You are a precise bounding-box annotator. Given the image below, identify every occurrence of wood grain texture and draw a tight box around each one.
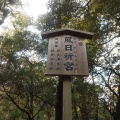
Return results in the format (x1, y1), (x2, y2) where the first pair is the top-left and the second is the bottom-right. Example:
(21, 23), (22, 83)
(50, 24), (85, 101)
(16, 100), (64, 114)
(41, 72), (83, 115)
(62, 76), (72, 120)
(46, 35), (89, 76)
(41, 28), (94, 39)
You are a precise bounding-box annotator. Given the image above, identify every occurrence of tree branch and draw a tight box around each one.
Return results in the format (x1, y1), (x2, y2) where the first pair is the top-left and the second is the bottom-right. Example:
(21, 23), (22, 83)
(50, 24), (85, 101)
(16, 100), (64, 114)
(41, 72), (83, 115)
(2, 85), (31, 119)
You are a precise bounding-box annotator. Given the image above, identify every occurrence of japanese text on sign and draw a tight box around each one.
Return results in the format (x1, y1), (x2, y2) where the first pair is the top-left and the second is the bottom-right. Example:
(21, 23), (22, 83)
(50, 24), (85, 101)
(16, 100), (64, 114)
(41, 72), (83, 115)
(46, 35), (88, 76)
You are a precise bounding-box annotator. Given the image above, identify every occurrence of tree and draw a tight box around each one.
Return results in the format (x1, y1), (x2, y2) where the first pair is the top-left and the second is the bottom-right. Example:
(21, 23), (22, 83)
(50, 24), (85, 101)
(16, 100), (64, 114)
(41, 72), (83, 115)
(81, 0), (120, 119)
(36, 0), (85, 31)
(0, 12), (57, 120)
(0, 0), (20, 25)
(36, 0), (103, 119)
(66, 0), (120, 119)
(36, 0), (120, 120)
(1, 0), (118, 119)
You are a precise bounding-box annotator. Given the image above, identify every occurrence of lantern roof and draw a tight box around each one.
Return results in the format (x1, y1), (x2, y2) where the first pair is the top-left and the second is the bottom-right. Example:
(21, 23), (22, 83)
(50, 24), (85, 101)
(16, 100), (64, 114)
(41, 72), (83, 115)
(41, 28), (94, 39)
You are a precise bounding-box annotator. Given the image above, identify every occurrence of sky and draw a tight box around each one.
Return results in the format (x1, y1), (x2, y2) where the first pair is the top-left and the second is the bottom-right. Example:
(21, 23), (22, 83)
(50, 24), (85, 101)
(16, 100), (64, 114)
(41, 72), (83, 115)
(0, 0), (49, 34)
(22, 0), (49, 18)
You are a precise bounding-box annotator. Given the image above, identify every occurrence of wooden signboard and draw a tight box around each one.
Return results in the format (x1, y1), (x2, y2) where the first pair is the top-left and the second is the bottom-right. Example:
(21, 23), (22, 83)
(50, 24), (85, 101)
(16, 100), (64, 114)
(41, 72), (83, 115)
(41, 28), (94, 76)
(41, 28), (94, 120)
(46, 35), (88, 76)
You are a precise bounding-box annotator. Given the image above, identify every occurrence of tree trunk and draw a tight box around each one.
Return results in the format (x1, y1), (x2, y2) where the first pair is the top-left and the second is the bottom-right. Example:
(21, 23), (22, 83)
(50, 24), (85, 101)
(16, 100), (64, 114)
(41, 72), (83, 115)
(29, 63), (34, 120)
(47, 112), (51, 120)
(80, 107), (89, 120)
(74, 106), (79, 120)
(114, 84), (120, 120)
(79, 77), (89, 120)
(26, 117), (34, 120)
(95, 95), (98, 120)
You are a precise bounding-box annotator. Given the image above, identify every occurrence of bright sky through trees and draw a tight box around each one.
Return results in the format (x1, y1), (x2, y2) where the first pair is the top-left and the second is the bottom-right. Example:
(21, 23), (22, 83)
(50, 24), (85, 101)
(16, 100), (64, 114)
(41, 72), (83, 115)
(0, 0), (49, 34)
(22, 0), (49, 18)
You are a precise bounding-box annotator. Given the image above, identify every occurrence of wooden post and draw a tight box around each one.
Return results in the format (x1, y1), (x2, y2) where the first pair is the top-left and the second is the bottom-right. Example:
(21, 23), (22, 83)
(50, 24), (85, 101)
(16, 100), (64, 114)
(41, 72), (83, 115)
(41, 28), (94, 120)
(55, 77), (63, 120)
(62, 76), (72, 120)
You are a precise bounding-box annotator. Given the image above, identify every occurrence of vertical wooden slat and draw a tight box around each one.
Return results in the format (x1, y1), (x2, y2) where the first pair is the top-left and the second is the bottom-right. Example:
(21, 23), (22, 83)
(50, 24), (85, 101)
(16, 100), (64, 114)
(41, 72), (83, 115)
(62, 76), (72, 120)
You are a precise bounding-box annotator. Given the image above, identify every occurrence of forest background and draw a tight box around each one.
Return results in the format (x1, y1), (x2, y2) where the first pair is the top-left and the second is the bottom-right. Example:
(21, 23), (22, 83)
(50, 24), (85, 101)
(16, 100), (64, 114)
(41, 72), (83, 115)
(0, 0), (120, 120)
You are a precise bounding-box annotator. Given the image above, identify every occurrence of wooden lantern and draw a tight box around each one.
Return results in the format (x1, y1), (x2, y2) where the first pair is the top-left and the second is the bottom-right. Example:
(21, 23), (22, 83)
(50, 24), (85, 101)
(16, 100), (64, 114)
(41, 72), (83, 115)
(41, 28), (94, 76)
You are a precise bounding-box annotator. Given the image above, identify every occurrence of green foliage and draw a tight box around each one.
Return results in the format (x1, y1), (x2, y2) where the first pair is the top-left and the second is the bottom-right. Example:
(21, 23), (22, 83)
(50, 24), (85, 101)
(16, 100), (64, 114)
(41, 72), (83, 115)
(0, 12), (57, 119)
(0, 0), (119, 119)
(36, 0), (120, 119)
(36, 0), (83, 31)
(0, 0), (20, 25)
(0, 29), (57, 119)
